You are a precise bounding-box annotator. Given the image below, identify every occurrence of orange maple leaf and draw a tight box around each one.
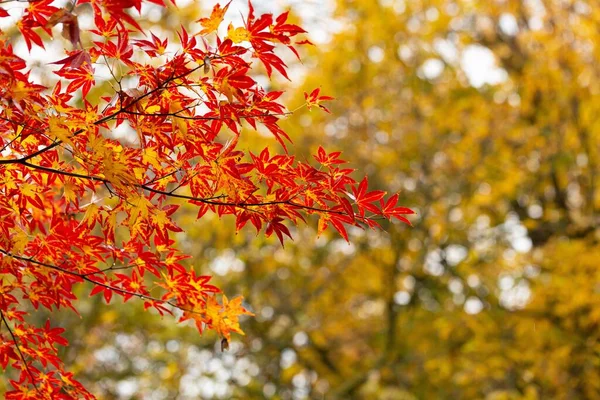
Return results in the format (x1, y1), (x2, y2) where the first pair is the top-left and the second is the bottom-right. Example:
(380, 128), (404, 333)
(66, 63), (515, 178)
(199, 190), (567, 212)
(206, 294), (253, 340)
(197, 1), (231, 35)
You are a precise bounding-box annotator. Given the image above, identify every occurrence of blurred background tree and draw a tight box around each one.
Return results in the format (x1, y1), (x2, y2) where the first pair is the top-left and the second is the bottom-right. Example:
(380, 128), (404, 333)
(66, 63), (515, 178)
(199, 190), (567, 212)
(3, 0), (600, 398)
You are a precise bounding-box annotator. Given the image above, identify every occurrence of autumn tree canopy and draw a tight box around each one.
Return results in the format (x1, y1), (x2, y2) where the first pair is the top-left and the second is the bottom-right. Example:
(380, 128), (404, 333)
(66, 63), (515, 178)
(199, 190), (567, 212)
(0, 0), (413, 397)
(53, 0), (599, 399)
(203, 0), (599, 398)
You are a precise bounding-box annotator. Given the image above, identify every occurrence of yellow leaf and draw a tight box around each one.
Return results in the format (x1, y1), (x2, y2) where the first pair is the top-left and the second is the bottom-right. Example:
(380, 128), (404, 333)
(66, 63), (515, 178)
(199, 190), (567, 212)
(100, 146), (138, 193)
(48, 116), (73, 146)
(128, 193), (151, 234)
(169, 101), (188, 136)
(63, 181), (77, 204)
(205, 294), (254, 341)
(150, 208), (169, 230)
(219, 77), (235, 103)
(317, 214), (328, 237)
(227, 23), (250, 43)
(142, 147), (163, 171)
(81, 203), (99, 229)
(197, 2), (230, 35)
(144, 104), (161, 114)
(11, 229), (29, 254)
(0, 169), (18, 191)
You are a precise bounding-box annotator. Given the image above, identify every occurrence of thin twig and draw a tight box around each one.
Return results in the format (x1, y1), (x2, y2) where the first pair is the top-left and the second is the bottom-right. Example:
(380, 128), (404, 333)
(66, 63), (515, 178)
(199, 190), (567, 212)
(0, 310), (48, 399)
(0, 249), (206, 317)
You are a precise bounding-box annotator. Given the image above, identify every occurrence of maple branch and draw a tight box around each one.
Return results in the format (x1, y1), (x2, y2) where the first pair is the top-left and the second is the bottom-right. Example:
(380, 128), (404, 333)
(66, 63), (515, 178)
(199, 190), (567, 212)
(20, 160), (107, 183)
(143, 168), (181, 185)
(0, 310), (47, 399)
(0, 111), (116, 165)
(14, 159), (350, 217)
(144, 184), (347, 215)
(121, 109), (293, 121)
(0, 115), (47, 136)
(0, 46), (257, 170)
(0, 249), (143, 295)
(81, 262), (136, 277)
(0, 249), (205, 318)
(1, 3), (375, 398)
(0, 56), (220, 166)
(113, 50), (244, 112)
